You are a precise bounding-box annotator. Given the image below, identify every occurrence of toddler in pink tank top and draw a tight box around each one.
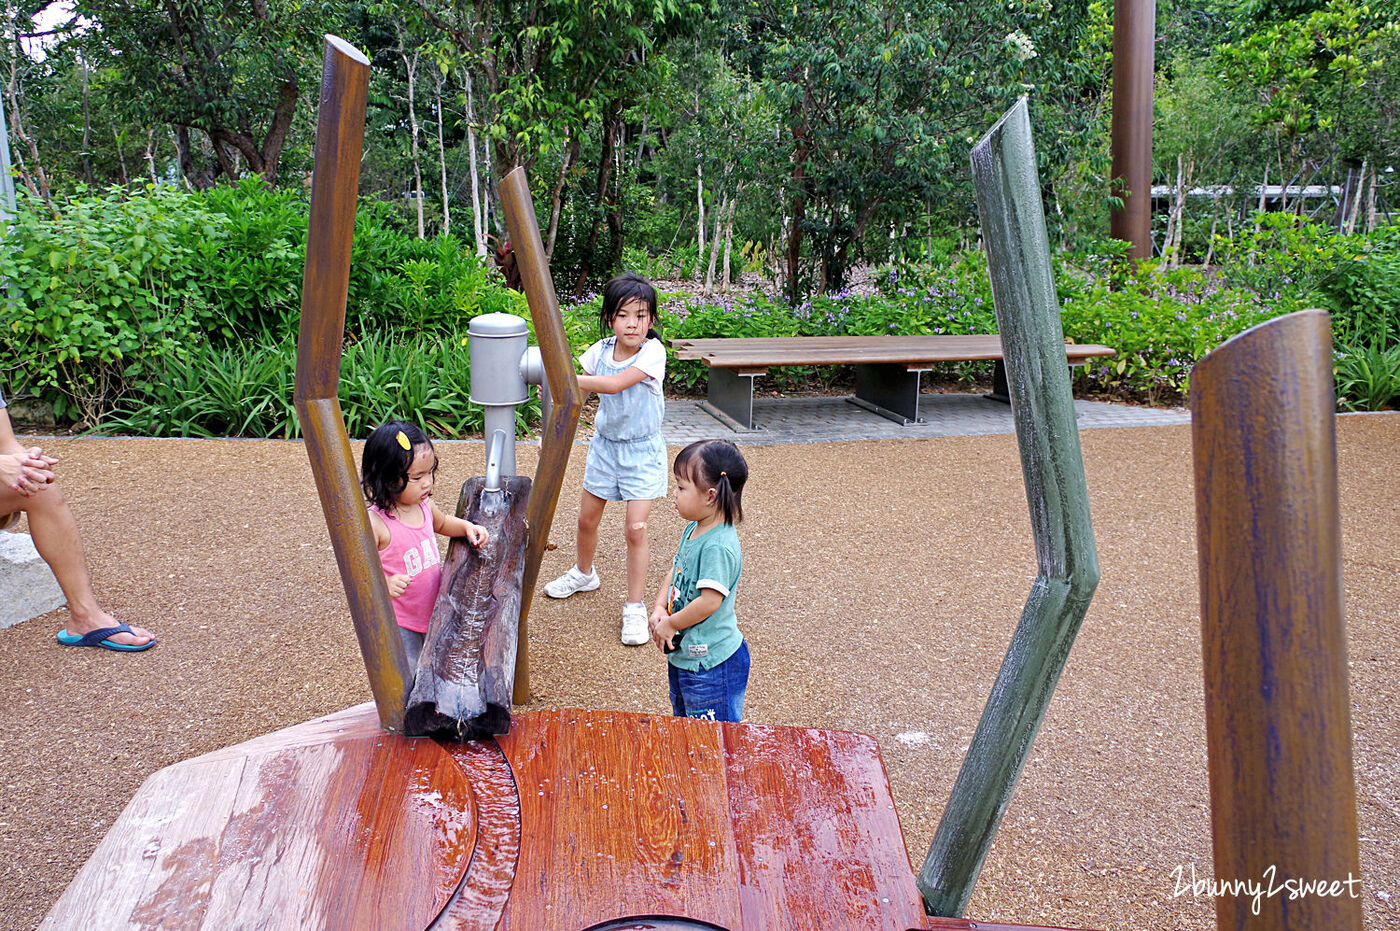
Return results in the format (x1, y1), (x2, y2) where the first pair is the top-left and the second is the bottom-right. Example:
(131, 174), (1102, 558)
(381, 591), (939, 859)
(362, 421), (489, 668)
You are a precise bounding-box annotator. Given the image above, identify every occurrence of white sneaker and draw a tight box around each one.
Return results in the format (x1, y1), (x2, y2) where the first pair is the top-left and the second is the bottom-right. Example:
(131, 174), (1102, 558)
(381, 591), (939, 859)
(621, 603), (649, 646)
(544, 565), (600, 599)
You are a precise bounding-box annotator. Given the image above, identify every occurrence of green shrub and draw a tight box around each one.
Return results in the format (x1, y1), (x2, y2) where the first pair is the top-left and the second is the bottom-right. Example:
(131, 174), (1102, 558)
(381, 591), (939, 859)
(1322, 228), (1400, 351)
(103, 332), (517, 438)
(1333, 341), (1400, 411)
(0, 186), (226, 426)
(1059, 260), (1295, 402)
(192, 178), (308, 339)
(347, 223), (527, 337)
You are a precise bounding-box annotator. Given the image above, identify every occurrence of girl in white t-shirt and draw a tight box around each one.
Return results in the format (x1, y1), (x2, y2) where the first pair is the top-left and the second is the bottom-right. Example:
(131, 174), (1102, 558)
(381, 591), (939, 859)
(544, 274), (667, 647)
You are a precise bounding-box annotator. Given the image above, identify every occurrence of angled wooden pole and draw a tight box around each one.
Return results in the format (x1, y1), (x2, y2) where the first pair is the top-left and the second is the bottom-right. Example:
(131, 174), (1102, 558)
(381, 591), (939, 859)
(919, 97), (1101, 916)
(1191, 309), (1362, 930)
(497, 168), (583, 705)
(294, 36), (411, 731)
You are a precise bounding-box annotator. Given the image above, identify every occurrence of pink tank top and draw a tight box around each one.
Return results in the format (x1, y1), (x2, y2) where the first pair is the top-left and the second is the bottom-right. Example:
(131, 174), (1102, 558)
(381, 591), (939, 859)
(372, 501), (442, 633)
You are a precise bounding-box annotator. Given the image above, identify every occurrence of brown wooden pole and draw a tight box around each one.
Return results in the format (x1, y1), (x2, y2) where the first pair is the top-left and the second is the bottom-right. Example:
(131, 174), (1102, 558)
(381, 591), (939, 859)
(1109, 0), (1155, 261)
(1191, 309), (1362, 930)
(294, 36), (411, 731)
(498, 167), (583, 705)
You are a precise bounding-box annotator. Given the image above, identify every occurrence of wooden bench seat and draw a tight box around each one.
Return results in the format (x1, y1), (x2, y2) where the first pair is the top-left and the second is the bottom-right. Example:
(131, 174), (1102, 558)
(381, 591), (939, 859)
(670, 335), (1116, 430)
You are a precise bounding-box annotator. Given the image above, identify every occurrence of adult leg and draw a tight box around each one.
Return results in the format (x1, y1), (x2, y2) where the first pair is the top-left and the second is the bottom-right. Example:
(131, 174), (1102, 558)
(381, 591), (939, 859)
(575, 490), (607, 574)
(623, 498), (653, 605)
(1, 482), (154, 646)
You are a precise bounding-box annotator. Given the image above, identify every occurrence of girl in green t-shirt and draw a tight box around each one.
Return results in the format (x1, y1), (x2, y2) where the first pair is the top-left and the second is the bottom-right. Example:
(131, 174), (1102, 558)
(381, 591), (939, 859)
(649, 439), (750, 722)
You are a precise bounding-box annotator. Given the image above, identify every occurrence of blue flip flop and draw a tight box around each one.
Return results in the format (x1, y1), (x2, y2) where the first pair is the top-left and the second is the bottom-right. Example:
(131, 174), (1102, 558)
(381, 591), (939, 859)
(56, 623), (156, 652)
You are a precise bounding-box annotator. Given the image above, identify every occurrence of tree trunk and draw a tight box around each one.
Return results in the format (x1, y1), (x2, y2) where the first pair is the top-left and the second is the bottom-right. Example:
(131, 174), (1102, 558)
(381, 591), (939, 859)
(1166, 154), (1191, 268)
(703, 193), (726, 295)
(1343, 159), (1366, 236)
(721, 193), (738, 292)
(696, 163), (705, 270)
(401, 46), (425, 238)
(786, 148), (808, 306)
(254, 73), (298, 186)
(606, 120), (624, 266)
(145, 129), (158, 184)
(80, 53), (93, 185)
(545, 135), (579, 261)
(464, 68), (486, 255)
(1366, 164), (1378, 233)
(573, 115), (619, 299)
(3, 46), (55, 214)
(486, 134), (504, 237)
(434, 70), (450, 236)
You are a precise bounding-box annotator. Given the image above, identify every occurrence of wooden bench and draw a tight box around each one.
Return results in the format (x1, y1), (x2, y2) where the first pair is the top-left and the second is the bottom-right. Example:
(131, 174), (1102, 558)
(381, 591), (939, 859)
(669, 334), (1117, 430)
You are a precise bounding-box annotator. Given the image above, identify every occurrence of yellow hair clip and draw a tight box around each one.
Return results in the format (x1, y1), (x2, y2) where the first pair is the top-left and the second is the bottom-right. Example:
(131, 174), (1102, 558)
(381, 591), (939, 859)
(396, 430), (411, 450)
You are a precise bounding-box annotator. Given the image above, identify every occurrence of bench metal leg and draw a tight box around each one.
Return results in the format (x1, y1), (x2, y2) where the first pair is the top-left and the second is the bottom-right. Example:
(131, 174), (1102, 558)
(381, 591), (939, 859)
(701, 368), (760, 430)
(987, 360), (1083, 404)
(985, 360), (1011, 403)
(850, 363), (924, 425)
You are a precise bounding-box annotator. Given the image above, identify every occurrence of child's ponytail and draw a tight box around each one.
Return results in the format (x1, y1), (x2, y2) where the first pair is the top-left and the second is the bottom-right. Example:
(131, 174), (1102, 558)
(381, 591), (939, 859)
(674, 439), (748, 525)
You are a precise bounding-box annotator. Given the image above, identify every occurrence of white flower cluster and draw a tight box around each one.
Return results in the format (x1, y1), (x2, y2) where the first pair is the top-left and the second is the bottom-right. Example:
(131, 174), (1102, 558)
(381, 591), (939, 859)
(1005, 30), (1038, 61)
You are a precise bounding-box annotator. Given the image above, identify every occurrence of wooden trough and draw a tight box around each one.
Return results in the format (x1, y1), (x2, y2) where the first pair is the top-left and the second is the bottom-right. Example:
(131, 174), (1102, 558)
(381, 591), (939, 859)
(405, 476), (531, 739)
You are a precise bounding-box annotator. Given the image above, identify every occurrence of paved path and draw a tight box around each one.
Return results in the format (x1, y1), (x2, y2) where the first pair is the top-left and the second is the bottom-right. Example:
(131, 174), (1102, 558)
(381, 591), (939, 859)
(660, 393), (1191, 446)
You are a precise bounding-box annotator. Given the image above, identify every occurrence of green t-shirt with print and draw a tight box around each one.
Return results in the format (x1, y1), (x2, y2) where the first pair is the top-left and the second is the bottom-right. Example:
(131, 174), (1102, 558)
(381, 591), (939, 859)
(666, 521), (743, 671)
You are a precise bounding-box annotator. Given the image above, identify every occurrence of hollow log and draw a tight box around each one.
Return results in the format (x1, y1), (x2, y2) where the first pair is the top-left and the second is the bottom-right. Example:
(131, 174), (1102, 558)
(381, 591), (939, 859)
(404, 475), (531, 739)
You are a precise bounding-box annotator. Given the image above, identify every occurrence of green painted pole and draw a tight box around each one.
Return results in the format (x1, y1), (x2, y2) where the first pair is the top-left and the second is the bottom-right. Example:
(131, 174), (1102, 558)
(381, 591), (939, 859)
(918, 97), (1101, 916)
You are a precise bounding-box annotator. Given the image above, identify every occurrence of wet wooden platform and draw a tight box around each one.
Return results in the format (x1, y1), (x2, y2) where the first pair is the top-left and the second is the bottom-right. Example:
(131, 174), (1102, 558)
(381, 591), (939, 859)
(44, 705), (1084, 930)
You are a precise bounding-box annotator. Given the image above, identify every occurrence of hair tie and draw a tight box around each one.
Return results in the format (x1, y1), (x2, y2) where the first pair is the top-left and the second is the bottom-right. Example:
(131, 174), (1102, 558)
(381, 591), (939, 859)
(719, 471), (727, 477)
(396, 430), (411, 450)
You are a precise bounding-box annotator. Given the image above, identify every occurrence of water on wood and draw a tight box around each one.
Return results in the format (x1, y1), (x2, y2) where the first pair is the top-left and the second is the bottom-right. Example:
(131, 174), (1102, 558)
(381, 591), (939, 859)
(404, 476), (531, 739)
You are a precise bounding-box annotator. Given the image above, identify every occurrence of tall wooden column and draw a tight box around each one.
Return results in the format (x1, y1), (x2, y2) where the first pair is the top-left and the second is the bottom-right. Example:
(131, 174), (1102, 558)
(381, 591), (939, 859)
(1110, 0), (1156, 260)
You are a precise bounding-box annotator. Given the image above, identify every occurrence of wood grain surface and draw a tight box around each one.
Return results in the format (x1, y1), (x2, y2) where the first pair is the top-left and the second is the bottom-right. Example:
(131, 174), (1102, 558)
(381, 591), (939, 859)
(45, 708), (969, 930)
(1192, 310), (1362, 930)
(405, 476), (531, 738)
(670, 336), (1115, 369)
(43, 707), (473, 929)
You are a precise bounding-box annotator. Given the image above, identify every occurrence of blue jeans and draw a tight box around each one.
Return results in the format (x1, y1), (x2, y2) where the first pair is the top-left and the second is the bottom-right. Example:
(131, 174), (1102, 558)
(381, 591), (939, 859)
(668, 641), (750, 723)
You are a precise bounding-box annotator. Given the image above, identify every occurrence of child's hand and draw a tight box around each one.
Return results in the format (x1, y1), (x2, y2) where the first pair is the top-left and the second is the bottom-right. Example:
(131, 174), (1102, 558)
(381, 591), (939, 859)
(387, 574), (411, 598)
(649, 610), (676, 653)
(465, 522), (489, 547)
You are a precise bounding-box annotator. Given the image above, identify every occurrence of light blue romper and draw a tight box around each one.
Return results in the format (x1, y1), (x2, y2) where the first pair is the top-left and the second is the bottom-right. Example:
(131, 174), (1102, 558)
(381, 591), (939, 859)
(583, 337), (668, 501)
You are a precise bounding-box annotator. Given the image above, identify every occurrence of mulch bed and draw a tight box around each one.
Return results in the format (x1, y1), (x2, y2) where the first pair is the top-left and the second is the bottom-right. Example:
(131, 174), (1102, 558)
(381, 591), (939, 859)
(2, 415), (1397, 930)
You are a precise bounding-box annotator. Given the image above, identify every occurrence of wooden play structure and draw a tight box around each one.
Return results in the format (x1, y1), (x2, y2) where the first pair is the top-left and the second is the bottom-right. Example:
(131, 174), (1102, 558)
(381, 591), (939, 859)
(42, 40), (1362, 931)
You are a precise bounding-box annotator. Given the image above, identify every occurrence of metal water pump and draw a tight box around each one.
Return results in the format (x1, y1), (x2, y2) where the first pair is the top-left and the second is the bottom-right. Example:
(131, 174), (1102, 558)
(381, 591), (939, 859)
(467, 312), (549, 491)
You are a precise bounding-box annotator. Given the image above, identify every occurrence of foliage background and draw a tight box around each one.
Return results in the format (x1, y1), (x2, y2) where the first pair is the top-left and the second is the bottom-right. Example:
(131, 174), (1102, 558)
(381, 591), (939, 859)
(3, 0), (1399, 433)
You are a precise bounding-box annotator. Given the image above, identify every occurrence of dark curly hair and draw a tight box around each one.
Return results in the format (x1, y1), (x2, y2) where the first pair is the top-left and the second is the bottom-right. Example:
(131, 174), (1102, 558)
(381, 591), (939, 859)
(361, 420), (437, 512)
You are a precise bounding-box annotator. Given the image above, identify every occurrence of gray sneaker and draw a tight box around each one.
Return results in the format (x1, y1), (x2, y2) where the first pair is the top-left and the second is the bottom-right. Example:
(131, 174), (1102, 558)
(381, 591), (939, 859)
(621, 603), (650, 646)
(544, 565), (600, 598)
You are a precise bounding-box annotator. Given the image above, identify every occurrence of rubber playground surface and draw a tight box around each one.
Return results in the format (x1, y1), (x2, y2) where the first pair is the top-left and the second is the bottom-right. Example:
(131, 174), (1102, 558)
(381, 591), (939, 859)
(1, 410), (1397, 930)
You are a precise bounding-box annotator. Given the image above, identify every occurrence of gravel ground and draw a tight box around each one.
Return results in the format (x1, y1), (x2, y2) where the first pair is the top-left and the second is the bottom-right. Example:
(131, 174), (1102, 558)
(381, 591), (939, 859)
(2, 416), (1397, 930)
